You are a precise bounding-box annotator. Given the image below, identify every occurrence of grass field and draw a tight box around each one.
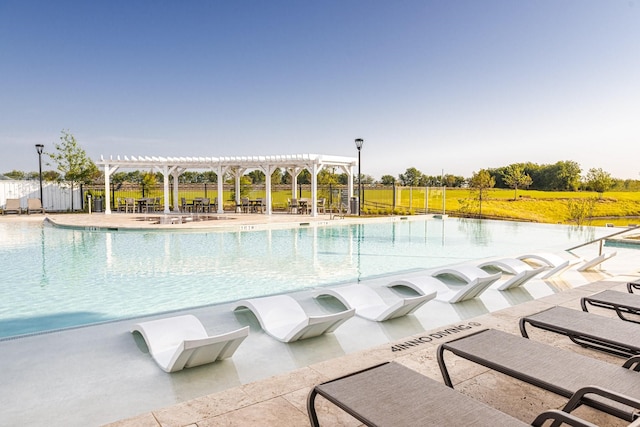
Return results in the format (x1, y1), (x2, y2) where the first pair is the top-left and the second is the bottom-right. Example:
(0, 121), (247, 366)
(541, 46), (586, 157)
(360, 187), (640, 227)
(99, 184), (640, 227)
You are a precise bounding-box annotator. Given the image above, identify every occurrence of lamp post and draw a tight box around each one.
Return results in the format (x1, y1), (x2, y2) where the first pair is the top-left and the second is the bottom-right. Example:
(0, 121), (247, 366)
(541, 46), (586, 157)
(35, 144), (44, 205)
(354, 138), (364, 216)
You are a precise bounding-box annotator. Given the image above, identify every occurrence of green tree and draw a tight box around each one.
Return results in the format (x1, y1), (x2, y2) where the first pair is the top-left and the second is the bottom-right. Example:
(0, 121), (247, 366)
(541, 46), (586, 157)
(141, 171), (157, 197)
(502, 164), (533, 200)
(47, 130), (99, 211)
(468, 169), (495, 217)
(380, 175), (396, 185)
(544, 160), (581, 191)
(271, 168), (283, 184)
(584, 168), (613, 198)
(297, 169), (311, 184)
(398, 167), (423, 186)
(247, 170), (265, 184)
(179, 171), (200, 183)
(3, 170), (26, 180)
(443, 174), (465, 187)
(43, 170), (61, 181)
(202, 171), (218, 183)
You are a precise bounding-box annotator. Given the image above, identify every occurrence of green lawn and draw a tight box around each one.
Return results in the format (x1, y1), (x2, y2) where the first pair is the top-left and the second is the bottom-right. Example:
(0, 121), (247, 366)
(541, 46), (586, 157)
(99, 184), (640, 226)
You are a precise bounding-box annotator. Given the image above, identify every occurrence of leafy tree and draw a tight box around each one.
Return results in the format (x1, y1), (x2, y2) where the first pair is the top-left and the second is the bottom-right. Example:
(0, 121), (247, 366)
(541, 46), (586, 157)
(380, 175), (396, 185)
(111, 172), (128, 185)
(360, 174), (375, 185)
(3, 170), (26, 180)
(502, 164), (533, 200)
(398, 167), (423, 186)
(47, 130), (99, 210)
(336, 172), (349, 185)
(317, 169), (339, 186)
(468, 169), (495, 217)
(141, 172), (157, 197)
(270, 168), (283, 184)
(179, 171), (201, 183)
(43, 170), (61, 181)
(584, 168), (613, 198)
(542, 160), (581, 191)
(443, 174), (465, 187)
(202, 171), (218, 183)
(247, 170), (265, 184)
(297, 169), (311, 184)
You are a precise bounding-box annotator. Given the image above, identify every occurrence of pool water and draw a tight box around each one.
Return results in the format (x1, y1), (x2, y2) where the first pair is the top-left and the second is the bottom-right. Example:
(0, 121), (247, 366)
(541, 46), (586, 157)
(0, 217), (607, 339)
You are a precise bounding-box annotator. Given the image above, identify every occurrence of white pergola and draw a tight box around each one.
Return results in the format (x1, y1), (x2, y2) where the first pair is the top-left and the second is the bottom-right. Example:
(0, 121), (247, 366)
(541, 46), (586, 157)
(96, 153), (358, 217)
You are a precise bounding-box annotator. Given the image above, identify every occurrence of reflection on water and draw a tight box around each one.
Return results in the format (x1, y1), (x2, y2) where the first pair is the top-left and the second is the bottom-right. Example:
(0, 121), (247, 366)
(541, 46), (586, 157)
(0, 218), (614, 338)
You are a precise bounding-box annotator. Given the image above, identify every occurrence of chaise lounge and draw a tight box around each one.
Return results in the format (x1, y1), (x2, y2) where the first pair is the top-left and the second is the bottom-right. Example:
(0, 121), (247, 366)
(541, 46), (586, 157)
(517, 252), (583, 279)
(424, 265), (501, 303)
(438, 328), (640, 422)
(307, 361), (638, 426)
(478, 258), (545, 290)
(2, 198), (21, 215)
(389, 271), (496, 304)
(314, 283), (436, 322)
(576, 251), (617, 272)
(520, 305), (640, 357)
(581, 289), (640, 324)
(27, 198), (45, 214)
(131, 314), (249, 373)
(233, 294), (355, 342)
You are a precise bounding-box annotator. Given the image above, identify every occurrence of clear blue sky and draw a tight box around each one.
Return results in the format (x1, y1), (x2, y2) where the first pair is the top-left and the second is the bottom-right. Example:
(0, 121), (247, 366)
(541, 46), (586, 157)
(1, 0), (639, 180)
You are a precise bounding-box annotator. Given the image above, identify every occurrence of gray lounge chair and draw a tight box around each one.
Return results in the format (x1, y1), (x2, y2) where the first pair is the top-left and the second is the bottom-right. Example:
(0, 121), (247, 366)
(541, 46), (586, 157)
(520, 306), (640, 357)
(437, 329), (640, 422)
(581, 290), (640, 324)
(308, 361), (633, 427)
(628, 279), (640, 293)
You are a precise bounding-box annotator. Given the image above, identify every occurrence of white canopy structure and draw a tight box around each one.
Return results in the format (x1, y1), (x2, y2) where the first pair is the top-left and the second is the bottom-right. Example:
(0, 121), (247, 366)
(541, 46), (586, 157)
(96, 154), (358, 217)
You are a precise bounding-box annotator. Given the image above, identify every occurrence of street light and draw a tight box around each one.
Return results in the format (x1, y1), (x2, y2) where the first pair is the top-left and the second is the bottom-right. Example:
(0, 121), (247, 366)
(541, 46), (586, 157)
(354, 138), (364, 216)
(35, 144), (44, 205)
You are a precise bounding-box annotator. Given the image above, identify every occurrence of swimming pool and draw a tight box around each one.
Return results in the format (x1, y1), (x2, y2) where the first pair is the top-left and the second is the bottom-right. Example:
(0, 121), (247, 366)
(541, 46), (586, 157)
(0, 217), (607, 339)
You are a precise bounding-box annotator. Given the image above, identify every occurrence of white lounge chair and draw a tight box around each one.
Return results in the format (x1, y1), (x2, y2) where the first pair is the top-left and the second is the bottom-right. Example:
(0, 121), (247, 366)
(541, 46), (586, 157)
(517, 252), (582, 279)
(478, 258), (546, 290)
(427, 266), (501, 302)
(577, 251), (617, 272)
(131, 314), (249, 373)
(315, 283), (436, 322)
(387, 272), (492, 304)
(233, 294), (355, 342)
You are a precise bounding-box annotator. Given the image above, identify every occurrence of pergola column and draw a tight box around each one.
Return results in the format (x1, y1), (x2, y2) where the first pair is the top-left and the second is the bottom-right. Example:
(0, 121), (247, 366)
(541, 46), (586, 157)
(215, 164), (229, 214)
(260, 164), (279, 215)
(310, 162), (318, 217)
(102, 163), (119, 214)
